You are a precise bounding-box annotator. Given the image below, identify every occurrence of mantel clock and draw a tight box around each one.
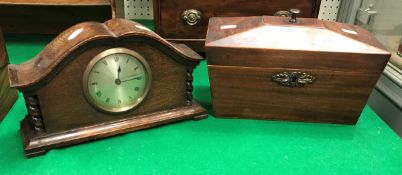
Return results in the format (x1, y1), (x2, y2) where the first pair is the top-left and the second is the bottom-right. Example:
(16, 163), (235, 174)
(8, 19), (207, 158)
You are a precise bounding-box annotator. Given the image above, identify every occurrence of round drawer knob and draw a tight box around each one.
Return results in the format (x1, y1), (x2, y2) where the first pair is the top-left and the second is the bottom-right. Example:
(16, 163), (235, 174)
(274, 9), (301, 23)
(182, 9), (202, 26)
(289, 9), (301, 23)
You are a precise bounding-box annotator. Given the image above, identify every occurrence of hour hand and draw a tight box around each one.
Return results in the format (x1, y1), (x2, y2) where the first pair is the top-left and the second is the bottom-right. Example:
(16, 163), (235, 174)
(117, 64), (121, 79)
(120, 74), (143, 82)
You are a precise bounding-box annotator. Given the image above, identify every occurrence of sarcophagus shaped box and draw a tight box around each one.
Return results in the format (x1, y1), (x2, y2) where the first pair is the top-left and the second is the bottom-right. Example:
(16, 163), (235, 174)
(205, 14), (390, 124)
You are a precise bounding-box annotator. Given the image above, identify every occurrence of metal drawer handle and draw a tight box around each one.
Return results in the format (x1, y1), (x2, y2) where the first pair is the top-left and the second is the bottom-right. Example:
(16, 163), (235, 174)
(272, 72), (315, 88)
(274, 9), (301, 23)
(274, 10), (291, 17)
(182, 9), (202, 26)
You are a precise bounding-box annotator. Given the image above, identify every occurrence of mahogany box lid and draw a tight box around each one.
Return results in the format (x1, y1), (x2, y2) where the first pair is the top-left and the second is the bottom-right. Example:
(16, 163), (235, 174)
(205, 16), (391, 72)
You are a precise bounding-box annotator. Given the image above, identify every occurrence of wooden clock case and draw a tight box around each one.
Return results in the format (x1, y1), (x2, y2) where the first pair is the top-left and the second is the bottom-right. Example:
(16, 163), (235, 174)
(8, 18), (207, 158)
(0, 28), (18, 122)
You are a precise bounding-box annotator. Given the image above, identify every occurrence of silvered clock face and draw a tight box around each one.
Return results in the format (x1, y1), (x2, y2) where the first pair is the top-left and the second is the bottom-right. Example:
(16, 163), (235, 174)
(83, 48), (151, 113)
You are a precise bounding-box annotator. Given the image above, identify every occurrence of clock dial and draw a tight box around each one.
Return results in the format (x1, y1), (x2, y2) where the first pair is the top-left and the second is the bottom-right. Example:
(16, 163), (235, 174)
(83, 48), (151, 113)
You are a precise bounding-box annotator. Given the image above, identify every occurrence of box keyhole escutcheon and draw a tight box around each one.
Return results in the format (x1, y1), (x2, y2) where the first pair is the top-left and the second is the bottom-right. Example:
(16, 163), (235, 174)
(272, 72), (315, 88)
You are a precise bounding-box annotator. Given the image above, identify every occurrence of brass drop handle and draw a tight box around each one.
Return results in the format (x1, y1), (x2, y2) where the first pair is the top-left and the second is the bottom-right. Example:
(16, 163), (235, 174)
(182, 9), (202, 26)
(274, 10), (291, 17)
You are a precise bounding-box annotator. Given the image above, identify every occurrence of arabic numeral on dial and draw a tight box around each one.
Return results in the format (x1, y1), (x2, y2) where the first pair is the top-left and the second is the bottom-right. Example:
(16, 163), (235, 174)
(106, 98), (110, 103)
(91, 82), (98, 86)
(96, 91), (102, 97)
(118, 99), (121, 105)
(129, 96), (133, 101)
(114, 56), (119, 62)
(134, 87), (140, 91)
(126, 58), (129, 64)
(102, 60), (108, 66)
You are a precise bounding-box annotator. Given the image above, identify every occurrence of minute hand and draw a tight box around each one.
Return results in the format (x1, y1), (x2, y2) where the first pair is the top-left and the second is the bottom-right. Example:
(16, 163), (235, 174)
(120, 74), (143, 82)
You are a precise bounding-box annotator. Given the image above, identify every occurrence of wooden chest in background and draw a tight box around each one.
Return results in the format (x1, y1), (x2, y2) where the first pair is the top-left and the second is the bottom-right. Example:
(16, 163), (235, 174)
(153, 0), (321, 52)
(0, 0), (113, 34)
(205, 15), (391, 124)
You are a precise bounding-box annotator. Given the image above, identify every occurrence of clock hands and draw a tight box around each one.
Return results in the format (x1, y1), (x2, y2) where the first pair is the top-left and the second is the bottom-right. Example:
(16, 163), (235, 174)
(115, 63), (122, 85)
(120, 74), (143, 83)
(117, 64), (121, 79)
(114, 61), (141, 84)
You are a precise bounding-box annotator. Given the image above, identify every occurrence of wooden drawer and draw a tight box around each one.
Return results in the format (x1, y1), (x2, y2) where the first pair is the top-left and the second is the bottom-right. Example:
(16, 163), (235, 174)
(153, 0), (321, 51)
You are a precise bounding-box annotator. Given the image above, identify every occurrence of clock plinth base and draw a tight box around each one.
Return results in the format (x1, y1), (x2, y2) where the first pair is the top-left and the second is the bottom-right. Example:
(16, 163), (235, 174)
(20, 118), (49, 158)
(25, 149), (47, 158)
(192, 114), (208, 121)
(20, 101), (207, 158)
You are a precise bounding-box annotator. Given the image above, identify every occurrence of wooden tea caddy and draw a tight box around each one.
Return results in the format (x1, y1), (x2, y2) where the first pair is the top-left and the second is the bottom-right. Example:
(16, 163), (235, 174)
(8, 18), (207, 157)
(205, 11), (391, 124)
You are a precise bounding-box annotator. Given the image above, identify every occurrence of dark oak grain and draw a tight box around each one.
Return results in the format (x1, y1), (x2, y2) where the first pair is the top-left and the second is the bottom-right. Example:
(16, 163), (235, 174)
(205, 16), (391, 124)
(8, 19), (207, 157)
(153, 0), (321, 52)
(0, 28), (18, 123)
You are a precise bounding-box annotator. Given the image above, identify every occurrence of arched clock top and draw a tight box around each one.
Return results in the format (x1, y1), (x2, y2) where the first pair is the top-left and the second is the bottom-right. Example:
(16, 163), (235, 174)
(8, 18), (203, 89)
